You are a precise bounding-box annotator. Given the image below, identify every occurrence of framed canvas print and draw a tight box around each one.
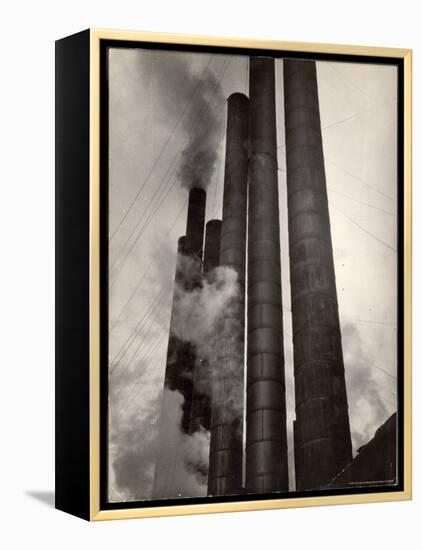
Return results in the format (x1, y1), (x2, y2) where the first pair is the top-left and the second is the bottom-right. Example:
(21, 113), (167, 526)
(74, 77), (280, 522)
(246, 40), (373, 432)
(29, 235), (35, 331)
(55, 29), (412, 521)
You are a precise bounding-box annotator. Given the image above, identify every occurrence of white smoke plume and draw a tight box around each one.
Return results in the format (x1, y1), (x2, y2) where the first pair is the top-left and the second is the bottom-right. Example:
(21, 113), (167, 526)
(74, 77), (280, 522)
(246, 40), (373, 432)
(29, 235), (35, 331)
(155, 254), (244, 495)
(108, 363), (162, 502)
(171, 256), (239, 348)
(153, 388), (210, 499)
(171, 254), (245, 425)
(110, 379), (211, 501)
(110, 243), (246, 501)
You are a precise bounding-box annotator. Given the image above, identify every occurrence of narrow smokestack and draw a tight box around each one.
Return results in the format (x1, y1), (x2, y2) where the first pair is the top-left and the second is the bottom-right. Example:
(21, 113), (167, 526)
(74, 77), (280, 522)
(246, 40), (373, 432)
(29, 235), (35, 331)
(283, 59), (353, 490)
(202, 219), (222, 276)
(160, 236), (188, 400)
(245, 57), (289, 494)
(152, 235), (193, 498)
(176, 236), (187, 273)
(153, 186), (207, 498)
(189, 219), (222, 435)
(161, 235), (194, 433)
(208, 93), (249, 496)
(185, 187), (206, 261)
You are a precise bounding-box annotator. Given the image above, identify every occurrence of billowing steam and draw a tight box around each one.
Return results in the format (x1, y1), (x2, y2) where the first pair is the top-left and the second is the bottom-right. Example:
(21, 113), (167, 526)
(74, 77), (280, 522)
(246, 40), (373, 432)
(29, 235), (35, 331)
(151, 388), (210, 499)
(154, 255), (243, 497)
(172, 254), (243, 422)
(110, 251), (241, 501)
(150, 52), (226, 189)
(171, 256), (239, 348)
(108, 362), (162, 502)
(110, 383), (210, 502)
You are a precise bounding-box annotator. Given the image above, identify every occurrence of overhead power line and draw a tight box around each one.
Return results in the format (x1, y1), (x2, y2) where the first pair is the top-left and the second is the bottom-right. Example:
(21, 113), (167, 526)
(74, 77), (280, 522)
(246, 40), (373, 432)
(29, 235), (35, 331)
(327, 187), (396, 217)
(362, 358), (397, 381)
(342, 315), (397, 328)
(109, 54), (214, 242)
(109, 58), (231, 284)
(109, 200), (187, 333)
(110, 289), (167, 371)
(329, 201), (397, 253)
(325, 156), (395, 203)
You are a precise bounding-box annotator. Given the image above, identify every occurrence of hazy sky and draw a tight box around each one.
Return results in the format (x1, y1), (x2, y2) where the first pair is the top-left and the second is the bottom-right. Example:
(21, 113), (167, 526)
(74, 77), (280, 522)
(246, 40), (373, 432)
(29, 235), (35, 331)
(107, 47), (398, 502)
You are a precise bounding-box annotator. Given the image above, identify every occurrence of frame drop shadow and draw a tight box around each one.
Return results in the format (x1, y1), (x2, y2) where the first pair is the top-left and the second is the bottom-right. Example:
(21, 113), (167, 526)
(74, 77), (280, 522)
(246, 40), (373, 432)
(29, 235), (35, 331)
(26, 491), (55, 508)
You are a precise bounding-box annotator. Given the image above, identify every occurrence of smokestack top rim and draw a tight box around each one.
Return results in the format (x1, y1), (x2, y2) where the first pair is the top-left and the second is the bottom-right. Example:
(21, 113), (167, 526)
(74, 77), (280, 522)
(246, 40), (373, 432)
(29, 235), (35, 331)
(206, 219), (222, 228)
(250, 55), (275, 62)
(188, 186), (207, 197)
(228, 92), (249, 103)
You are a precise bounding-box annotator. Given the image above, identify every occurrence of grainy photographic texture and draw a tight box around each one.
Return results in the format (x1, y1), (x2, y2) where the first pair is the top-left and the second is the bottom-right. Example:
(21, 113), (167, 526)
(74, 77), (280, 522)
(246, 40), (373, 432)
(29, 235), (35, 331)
(107, 47), (398, 503)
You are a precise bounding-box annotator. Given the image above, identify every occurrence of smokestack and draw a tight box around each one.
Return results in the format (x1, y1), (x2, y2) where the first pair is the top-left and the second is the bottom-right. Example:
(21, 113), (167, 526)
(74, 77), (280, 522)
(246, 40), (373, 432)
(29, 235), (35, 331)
(202, 219), (222, 276)
(152, 235), (192, 498)
(185, 187), (206, 261)
(161, 235), (195, 433)
(159, 236), (189, 401)
(283, 59), (353, 490)
(153, 188), (207, 498)
(189, 219), (222, 435)
(245, 57), (289, 494)
(208, 93), (249, 496)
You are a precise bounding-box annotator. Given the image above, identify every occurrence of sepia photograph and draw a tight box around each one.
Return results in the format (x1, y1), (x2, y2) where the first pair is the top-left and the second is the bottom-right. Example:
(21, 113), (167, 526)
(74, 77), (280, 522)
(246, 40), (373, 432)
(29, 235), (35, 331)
(105, 45), (400, 504)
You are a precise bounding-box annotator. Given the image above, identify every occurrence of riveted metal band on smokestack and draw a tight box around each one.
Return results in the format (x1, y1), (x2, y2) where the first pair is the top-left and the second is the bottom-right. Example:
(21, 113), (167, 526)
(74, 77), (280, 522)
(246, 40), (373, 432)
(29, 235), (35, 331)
(207, 93), (249, 497)
(283, 59), (352, 490)
(245, 57), (289, 494)
(189, 220), (222, 435)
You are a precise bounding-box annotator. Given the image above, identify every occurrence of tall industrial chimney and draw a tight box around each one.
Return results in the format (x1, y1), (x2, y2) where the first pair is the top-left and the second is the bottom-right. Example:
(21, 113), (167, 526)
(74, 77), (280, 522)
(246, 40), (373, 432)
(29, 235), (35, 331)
(202, 219), (222, 277)
(185, 187), (206, 262)
(152, 235), (190, 499)
(157, 235), (193, 430)
(208, 93), (249, 496)
(245, 57), (289, 494)
(283, 59), (353, 490)
(153, 188), (207, 498)
(189, 219), (222, 435)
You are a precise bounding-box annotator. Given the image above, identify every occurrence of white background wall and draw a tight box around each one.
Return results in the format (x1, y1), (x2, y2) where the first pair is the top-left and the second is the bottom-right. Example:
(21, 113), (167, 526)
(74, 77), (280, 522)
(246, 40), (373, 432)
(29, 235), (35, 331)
(0, 0), (419, 547)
